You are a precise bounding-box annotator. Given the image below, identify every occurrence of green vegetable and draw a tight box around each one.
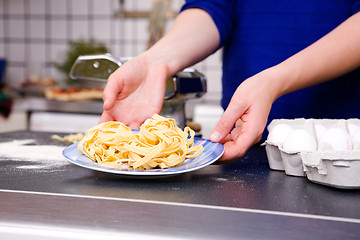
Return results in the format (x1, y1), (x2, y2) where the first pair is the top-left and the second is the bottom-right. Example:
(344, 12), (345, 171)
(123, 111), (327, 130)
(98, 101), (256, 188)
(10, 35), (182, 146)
(53, 39), (109, 85)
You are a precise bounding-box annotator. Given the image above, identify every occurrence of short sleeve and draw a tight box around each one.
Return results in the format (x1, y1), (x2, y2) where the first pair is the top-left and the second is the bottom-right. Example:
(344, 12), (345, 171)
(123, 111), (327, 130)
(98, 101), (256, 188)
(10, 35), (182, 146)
(180, 0), (237, 48)
(352, 0), (360, 14)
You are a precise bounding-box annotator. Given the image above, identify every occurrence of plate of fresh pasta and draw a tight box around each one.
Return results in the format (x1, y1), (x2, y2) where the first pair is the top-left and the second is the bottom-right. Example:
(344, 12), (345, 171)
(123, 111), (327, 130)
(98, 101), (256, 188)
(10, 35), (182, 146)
(62, 114), (224, 177)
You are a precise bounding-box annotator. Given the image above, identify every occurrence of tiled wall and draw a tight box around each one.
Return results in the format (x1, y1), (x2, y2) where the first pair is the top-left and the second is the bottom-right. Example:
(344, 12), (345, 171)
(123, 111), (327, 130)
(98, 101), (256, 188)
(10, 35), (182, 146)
(0, 0), (222, 102)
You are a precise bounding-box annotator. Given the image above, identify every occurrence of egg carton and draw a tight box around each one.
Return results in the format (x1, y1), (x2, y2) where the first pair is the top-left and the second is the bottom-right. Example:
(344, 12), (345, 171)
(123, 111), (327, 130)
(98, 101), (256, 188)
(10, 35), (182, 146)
(264, 118), (360, 189)
(301, 151), (360, 189)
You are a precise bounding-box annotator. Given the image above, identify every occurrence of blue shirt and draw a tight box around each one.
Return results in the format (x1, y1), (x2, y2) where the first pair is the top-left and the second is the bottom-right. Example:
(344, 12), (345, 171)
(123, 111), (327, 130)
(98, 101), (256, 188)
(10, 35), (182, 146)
(181, 0), (360, 138)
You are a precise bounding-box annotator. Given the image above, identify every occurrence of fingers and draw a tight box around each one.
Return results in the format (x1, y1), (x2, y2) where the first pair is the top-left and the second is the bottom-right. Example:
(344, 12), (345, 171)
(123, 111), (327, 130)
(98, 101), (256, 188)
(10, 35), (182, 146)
(213, 108), (265, 164)
(214, 128), (260, 164)
(102, 71), (124, 111)
(209, 99), (246, 143)
(99, 108), (149, 129)
(99, 111), (114, 124)
(225, 127), (260, 161)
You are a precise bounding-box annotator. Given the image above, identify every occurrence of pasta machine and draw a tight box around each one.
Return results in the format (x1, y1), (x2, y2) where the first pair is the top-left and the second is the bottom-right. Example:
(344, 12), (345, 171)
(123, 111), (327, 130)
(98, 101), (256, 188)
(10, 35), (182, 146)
(70, 53), (207, 128)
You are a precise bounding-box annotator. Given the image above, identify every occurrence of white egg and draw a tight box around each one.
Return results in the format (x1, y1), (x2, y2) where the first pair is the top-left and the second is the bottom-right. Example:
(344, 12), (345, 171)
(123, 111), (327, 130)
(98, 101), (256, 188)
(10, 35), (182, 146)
(348, 123), (360, 138)
(282, 129), (317, 152)
(314, 124), (327, 140)
(267, 123), (293, 146)
(319, 127), (353, 151)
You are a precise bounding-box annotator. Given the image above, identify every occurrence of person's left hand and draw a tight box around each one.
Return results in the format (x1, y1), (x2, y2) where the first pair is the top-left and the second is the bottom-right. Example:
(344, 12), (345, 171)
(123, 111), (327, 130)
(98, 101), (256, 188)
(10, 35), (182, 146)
(209, 71), (276, 163)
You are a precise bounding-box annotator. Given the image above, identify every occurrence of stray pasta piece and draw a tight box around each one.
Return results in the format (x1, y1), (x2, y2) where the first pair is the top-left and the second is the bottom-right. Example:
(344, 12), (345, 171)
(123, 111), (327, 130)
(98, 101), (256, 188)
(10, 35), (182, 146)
(78, 114), (204, 170)
(52, 133), (85, 144)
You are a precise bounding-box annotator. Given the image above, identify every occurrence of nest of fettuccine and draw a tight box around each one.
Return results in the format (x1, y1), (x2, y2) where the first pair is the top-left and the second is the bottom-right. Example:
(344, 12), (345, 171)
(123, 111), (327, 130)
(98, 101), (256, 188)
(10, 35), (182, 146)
(78, 114), (204, 169)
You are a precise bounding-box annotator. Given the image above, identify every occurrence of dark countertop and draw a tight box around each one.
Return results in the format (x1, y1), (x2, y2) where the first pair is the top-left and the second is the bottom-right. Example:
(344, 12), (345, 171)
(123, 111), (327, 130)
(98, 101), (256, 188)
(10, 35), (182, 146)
(0, 131), (359, 239)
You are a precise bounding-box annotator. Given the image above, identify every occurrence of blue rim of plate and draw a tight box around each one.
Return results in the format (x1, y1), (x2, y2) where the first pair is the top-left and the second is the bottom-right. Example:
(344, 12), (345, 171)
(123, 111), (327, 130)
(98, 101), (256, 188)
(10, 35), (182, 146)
(62, 137), (224, 176)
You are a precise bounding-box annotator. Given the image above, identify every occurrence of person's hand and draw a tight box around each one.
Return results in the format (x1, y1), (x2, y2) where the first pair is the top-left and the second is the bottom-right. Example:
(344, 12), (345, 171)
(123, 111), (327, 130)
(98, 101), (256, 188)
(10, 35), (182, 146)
(209, 70), (277, 163)
(99, 55), (170, 129)
(99, 8), (220, 129)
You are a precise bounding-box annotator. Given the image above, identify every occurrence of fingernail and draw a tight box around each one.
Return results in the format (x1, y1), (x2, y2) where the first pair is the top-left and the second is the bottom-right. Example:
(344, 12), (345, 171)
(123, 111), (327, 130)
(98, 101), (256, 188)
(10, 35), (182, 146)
(103, 99), (108, 105)
(210, 131), (221, 142)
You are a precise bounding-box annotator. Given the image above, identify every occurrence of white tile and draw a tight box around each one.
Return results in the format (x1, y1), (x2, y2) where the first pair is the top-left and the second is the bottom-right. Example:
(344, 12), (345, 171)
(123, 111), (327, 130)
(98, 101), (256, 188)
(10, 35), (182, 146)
(112, 18), (122, 40)
(123, 41), (146, 57)
(49, 43), (68, 64)
(50, 20), (67, 40)
(165, 19), (175, 32)
(49, 66), (66, 83)
(204, 50), (222, 67)
(71, 0), (88, 16)
(170, 0), (185, 10)
(122, 19), (137, 41)
(8, 43), (25, 62)
(108, 43), (118, 56)
(109, 0), (119, 12)
(29, 19), (46, 39)
(25, 60), (45, 82)
(0, 0), (4, 15)
(134, 42), (146, 55)
(205, 70), (222, 94)
(71, 20), (89, 40)
(108, 20), (116, 40)
(93, 0), (111, 15)
(49, 43), (70, 83)
(123, 0), (135, 11)
(29, 43), (46, 63)
(192, 103), (223, 138)
(0, 18), (4, 40)
(0, 44), (4, 57)
(191, 61), (204, 72)
(92, 19), (111, 41)
(49, 0), (67, 15)
(112, 43), (126, 57)
(7, 66), (25, 87)
(29, 0), (46, 15)
(121, 42), (134, 57)
(7, 0), (25, 15)
(135, 0), (153, 11)
(8, 19), (25, 38)
(135, 18), (149, 41)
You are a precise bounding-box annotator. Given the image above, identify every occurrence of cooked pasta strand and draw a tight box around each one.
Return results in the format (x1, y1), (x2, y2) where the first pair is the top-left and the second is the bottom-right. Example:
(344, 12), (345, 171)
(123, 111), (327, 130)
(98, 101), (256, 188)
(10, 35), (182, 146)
(78, 114), (203, 169)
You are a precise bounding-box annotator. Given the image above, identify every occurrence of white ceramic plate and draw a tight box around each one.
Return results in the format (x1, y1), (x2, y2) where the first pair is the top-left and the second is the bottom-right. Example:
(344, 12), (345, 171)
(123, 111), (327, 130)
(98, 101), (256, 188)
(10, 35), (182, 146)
(62, 137), (224, 177)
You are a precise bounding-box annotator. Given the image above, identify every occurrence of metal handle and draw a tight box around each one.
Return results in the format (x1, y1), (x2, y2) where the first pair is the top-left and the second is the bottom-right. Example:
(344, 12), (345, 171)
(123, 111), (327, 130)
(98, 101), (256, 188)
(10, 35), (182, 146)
(70, 53), (206, 99)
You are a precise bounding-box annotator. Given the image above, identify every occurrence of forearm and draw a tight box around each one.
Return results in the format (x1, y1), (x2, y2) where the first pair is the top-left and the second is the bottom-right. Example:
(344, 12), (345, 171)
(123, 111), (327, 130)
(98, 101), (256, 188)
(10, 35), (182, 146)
(267, 11), (360, 101)
(143, 8), (220, 75)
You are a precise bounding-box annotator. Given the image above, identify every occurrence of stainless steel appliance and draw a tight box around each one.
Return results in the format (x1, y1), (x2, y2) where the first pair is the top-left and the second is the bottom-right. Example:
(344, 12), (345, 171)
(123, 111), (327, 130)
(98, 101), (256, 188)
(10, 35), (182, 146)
(70, 53), (207, 128)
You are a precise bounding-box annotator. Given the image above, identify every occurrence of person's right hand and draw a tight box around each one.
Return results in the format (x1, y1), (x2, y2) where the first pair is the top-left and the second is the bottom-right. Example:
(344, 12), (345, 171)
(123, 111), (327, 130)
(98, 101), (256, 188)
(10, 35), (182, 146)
(99, 8), (220, 129)
(99, 55), (170, 129)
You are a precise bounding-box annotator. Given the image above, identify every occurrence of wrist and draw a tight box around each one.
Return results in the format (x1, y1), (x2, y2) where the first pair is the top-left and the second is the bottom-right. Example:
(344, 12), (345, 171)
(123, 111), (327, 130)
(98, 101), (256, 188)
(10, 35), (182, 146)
(145, 50), (175, 75)
(256, 65), (293, 103)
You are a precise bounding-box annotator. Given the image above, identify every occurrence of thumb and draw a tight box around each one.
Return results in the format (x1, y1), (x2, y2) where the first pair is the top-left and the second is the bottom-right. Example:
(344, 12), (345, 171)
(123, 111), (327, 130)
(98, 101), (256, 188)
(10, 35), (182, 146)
(102, 72), (124, 111)
(209, 108), (242, 142)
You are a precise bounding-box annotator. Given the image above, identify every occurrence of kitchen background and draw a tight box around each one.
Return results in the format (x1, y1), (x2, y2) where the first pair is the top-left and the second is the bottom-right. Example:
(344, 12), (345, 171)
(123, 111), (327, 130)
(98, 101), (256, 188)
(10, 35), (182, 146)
(0, 0), (223, 137)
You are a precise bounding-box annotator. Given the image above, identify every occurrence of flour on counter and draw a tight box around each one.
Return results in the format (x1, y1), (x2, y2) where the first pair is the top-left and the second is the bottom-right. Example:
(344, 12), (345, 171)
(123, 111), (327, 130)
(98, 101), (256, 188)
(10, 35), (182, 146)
(0, 139), (70, 170)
